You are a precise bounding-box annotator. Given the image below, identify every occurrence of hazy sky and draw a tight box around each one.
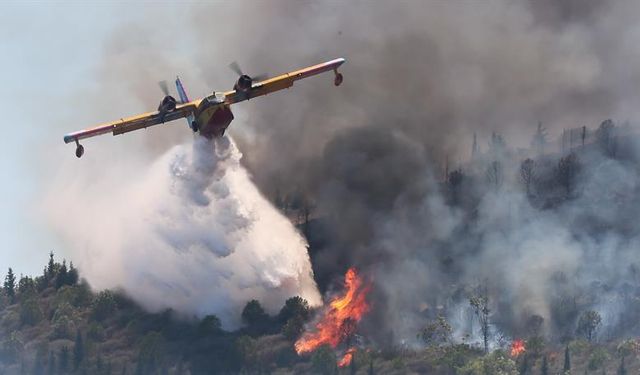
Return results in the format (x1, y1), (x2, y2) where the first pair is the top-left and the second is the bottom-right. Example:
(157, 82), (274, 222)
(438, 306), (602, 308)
(0, 2), (184, 275)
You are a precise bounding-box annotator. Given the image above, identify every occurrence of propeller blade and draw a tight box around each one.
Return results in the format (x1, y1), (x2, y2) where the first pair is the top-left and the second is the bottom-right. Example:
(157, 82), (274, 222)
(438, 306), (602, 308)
(158, 80), (169, 96)
(252, 73), (268, 82)
(229, 61), (243, 76)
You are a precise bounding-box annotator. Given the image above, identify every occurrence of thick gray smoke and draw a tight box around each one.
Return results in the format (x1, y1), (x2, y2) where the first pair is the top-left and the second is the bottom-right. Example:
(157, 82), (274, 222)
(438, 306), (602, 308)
(45, 137), (320, 328)
(43, 0), (640, 345)
(183, 1), (640, 346)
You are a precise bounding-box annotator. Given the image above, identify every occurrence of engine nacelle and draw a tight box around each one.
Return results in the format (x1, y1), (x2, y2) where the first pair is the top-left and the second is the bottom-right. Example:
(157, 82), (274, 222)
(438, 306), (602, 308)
(158, 95), (177, 112)
(234, 75), (252, 93)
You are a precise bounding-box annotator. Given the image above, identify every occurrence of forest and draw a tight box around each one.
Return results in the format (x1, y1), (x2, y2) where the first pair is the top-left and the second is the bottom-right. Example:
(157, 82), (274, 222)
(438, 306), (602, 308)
(2, 120), (640, 374)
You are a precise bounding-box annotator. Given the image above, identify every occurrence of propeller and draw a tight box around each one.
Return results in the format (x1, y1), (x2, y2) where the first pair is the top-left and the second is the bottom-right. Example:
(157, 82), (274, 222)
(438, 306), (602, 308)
(229, 61), (268, 82)
(158, 80), (170, 96)
(229, 61), (244, 76)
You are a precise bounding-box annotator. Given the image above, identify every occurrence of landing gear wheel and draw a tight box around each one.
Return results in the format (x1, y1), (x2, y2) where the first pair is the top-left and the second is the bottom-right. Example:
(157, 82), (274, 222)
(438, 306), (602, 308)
(75, 144), (84, 158)
(191, 121), (199, 132)
(334, 72), (343, 86)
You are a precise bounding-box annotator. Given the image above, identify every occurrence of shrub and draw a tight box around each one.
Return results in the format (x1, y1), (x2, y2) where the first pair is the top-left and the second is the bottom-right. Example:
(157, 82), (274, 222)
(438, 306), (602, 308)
(588, 347), (609, 371)
(437, 343), (477, 370)
(459, 350), (517, 375)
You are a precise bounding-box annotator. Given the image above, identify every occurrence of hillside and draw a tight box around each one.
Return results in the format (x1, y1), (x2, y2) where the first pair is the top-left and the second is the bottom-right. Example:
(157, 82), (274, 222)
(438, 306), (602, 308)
(0, 254), (638, 374)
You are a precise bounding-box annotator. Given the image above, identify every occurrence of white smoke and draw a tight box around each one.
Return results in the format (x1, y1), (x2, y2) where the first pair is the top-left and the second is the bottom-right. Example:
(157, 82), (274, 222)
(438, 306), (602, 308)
(45, 136), (321, 328)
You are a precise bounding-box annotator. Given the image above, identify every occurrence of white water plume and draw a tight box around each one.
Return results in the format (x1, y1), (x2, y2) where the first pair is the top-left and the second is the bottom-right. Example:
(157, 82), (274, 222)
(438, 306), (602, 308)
(46, 136), (321, 328)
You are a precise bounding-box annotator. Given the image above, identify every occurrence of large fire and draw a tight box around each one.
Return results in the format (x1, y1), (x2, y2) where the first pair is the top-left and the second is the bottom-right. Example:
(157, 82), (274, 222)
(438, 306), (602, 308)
(510, 339), (526, 357)
(295, 267), (370, 366)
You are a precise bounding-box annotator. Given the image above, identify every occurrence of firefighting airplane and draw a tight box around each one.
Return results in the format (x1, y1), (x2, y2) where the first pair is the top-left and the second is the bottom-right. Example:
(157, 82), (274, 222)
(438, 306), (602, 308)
(63, 58), (346, 157)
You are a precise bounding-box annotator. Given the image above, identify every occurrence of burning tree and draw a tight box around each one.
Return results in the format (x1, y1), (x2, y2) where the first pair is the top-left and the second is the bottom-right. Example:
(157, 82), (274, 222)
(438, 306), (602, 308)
(510, 339), (525, 357)
(295, 268), (370, 367)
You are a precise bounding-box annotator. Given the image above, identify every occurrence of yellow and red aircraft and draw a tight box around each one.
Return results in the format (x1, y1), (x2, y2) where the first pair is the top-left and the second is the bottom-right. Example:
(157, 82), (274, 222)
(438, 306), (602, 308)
(63, 58), (346, 158)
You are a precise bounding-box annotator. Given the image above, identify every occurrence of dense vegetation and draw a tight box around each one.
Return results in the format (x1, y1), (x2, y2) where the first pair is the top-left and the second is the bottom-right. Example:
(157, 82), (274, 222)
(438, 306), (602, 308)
(2, 121), (640, 374)
(0, 253), (638, 374)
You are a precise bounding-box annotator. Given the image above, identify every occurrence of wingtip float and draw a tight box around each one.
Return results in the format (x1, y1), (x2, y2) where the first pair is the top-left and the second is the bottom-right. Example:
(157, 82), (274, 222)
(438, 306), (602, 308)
(63, 58), (346, 158)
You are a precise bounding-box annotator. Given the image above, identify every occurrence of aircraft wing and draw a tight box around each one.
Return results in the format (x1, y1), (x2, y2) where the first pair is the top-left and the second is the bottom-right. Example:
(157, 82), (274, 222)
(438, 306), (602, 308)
(63, 100), (200, 144)
(223, 58), (345, 105)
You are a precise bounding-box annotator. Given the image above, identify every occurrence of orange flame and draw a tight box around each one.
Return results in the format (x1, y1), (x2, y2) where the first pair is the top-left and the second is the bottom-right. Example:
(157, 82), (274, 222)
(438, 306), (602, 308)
(295, 268), (370, 356)
(338, 347), (357, 367)
(510, 339), (526, 357)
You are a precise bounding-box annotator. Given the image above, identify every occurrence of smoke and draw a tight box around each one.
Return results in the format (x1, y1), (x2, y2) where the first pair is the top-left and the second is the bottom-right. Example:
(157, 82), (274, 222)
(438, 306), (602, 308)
(44, 136), (320, 328)
(183, 0), (640, 346)
(41, 0), (640, 345)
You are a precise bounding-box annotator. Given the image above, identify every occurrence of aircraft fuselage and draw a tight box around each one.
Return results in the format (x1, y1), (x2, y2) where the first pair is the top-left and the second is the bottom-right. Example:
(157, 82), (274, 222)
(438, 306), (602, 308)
(193, 94), (234, 138)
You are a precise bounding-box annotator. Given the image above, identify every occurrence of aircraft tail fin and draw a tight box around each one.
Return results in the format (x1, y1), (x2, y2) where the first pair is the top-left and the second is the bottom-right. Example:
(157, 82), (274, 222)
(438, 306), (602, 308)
(175, 76), (190, 103)
(176, 76), (196, 131)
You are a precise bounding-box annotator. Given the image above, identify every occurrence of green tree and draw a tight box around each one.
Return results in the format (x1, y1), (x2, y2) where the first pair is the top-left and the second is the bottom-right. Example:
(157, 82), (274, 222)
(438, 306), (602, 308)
(47, 252), (55, 281)
(19, 297), (43, 326)
(556, 153), (580, 197)
(235, 335), (258, 372)
(576, 310), (602, 342)
(486, 160), (504, 192)
(470, 288), (491, 353)
(58, 346), (70, 374)
(135, 332), (165, 375)
(531, 122), (547, 155)
(311, 344), (337, 375)
(17, 275), (36, 299)
(4, 268), (16, 303)
(33, 344), (47, 375)
(47, 350), (55, 375)
(278, 296), (310, 324)
(282, 315), (305, 341)
(67, 262), (79, 286)
(55, 260), (68, 289)
(563, 345), (570, 372)
(241, 299), (269, 336)
(91, 290), (117, 322)
(73, 329), (85, 370)
(198, 314), (222, 337)
(596, 119), (616, 157)
(519, 352), (529, 375)
(2, 331), (23, 364)
(520, 159), (536, 197)
(617, 355), (627, 375)
(419, 315), (452, 347)
(525, 314), (544, 337)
